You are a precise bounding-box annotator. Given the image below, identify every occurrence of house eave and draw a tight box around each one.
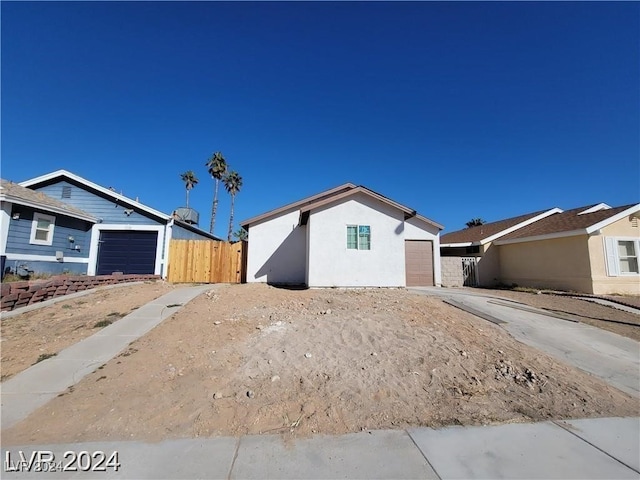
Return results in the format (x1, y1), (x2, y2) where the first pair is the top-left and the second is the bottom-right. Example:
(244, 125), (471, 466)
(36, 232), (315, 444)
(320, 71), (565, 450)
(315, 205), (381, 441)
(0, 195), (98, 223)
(494, 229), (588, 245)
(19, 169), (171, 222)
(585, 204), (640, 234)
(241, 182), (443, 231)
(240, 183), (358, 228)
(440, 242), (475, 248)
(440, 207), (562, 246)
(478, 208), (563, 245)
(412, 213), (444, 231)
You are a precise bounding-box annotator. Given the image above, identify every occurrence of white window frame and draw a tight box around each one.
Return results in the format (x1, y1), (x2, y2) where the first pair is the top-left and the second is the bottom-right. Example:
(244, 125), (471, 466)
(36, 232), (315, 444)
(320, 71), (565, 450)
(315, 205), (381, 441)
(346, 224), (371, 251)
(30, 212), (56, 246)
(604, 237), (640, 276)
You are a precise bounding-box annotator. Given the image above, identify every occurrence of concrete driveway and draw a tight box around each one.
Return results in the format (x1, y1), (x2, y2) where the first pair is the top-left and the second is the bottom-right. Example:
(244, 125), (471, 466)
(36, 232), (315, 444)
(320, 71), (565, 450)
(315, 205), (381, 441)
(410, 287), (640, 398)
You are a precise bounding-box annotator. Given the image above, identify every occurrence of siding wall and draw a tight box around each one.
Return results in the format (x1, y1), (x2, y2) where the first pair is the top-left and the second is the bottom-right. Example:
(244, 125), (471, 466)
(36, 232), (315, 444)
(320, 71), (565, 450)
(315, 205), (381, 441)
(3, 259), (87, 276)
(6, 206), (92, 259)
(31, 179), (172, 277)
(34, 180), (163, 225)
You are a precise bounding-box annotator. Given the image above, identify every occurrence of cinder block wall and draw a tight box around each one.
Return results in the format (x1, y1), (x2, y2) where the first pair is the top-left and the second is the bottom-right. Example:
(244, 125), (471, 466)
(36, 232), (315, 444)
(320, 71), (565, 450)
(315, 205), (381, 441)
(440, 257), (463, 288)
(1, 274), (160, 311)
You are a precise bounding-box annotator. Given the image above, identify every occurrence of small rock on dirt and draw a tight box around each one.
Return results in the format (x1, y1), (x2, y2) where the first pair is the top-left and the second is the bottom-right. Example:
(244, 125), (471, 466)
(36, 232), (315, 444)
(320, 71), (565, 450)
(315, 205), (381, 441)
(213, 321), (221, 325)
(246, 390), (255, 398)
(304, 353), (312, 358)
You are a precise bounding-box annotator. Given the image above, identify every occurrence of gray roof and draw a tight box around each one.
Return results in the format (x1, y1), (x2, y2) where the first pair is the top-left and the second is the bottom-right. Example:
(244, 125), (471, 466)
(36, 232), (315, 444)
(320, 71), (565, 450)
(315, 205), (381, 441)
(0, 179), (97, 222)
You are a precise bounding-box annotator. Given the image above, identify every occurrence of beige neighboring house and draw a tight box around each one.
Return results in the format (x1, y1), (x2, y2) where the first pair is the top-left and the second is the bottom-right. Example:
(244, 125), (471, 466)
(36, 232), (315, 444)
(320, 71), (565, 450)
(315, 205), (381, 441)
(440, 208), (561, 287)
(441, 203), (640, 295)
(494, 203), (640, 295)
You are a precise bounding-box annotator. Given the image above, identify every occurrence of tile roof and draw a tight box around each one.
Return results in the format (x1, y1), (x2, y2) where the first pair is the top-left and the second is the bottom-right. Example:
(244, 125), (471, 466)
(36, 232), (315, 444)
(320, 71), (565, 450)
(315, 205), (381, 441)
(0, 179), (96, 221)
(441, 209), (556, 244)
(499, 204), (638, 240)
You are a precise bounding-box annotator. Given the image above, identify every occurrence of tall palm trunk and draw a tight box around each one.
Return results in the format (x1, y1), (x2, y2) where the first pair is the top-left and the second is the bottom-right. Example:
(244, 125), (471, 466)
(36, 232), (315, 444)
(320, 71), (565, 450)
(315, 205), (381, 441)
(227, 193), (235, 242)
(210, 179), (220, 234)
(186, 189), (190, 208)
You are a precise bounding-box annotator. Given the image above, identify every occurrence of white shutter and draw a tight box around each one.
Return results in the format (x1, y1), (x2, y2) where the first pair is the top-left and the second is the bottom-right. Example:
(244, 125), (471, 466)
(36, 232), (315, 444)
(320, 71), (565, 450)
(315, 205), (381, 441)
(604, 237), (619, 277)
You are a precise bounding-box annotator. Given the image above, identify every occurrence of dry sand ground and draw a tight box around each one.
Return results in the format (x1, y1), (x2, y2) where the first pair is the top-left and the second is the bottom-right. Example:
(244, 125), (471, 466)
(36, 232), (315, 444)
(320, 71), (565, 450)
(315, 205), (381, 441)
(2, 283), (638, 445)
(0, 282), (179, 381)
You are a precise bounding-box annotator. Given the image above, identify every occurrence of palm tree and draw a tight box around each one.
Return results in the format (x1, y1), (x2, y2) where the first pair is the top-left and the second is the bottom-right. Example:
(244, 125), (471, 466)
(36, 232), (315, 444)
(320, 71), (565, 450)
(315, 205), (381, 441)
(205, 151), (227, 234)
(465, 218), (486, 228)
(180, 170), (198, 208)
(223, 171), (243, 242)
(233, 227), (248, 241)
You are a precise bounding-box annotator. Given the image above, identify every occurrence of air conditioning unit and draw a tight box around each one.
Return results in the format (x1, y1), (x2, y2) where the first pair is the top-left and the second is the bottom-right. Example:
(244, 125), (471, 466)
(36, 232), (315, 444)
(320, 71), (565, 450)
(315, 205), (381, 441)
(174, 207), (199, 225)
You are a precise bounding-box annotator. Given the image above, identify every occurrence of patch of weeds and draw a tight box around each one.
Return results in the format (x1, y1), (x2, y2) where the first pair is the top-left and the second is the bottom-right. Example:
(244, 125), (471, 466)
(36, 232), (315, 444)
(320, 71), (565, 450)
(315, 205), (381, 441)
(61, 304), (72, 309)
(94, 319), (113, 328)
(166, 303), (182, 308)
(59, 385), (75, 397)
(119, 347), (138, 357)
(34, 352), (57, 365)
(76, 300), (88, 305)
(513, 287), (545, 294)
(3, 273), (52, 282)
(130, 306), (139, 311)
(98, 364), (105, 370)
(96, 375), (107, 382)
(106, 312), (124, 318)
(1, 374), (12, 382)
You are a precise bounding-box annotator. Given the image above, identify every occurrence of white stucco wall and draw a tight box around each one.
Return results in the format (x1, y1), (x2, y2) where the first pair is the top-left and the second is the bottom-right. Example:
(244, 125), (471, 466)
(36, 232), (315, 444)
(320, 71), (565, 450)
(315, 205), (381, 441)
(245, 210), (307, 284)
(404, 216), (442, 286)
(307, 193), (406, 287)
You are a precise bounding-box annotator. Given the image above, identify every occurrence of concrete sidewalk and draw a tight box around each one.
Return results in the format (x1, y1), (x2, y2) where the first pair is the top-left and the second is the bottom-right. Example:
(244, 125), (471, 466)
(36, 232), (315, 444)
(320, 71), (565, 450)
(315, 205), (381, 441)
(1, 417), (638, 479)
(1, 284), (215, 430)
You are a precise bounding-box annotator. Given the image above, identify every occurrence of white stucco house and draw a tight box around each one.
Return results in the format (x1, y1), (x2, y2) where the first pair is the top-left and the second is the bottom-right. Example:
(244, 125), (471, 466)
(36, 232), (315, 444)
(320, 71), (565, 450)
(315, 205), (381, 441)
(240, 183), (443, 287)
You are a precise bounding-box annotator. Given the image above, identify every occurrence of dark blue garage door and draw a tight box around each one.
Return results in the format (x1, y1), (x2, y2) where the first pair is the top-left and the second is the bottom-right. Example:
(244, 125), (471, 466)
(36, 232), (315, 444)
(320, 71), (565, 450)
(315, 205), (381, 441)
(96, 231), (158, 275)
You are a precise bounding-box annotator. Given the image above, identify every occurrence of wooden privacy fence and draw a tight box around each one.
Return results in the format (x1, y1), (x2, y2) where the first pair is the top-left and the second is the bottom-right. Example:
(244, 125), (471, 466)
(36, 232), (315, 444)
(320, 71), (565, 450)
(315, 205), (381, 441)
(167, 239), (246, 284)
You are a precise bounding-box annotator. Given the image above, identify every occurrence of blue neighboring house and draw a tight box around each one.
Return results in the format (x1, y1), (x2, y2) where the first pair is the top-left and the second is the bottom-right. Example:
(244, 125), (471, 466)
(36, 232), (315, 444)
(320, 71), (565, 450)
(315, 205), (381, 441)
(0, 170), (220, 278)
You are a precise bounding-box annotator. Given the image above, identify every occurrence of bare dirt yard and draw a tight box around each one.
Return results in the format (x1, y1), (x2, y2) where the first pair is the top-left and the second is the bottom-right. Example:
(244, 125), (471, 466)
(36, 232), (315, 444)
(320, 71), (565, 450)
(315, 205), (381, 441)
(0, 281), (179, 381)
(475, 288), (640, 342)
(2, 283), (638, 446)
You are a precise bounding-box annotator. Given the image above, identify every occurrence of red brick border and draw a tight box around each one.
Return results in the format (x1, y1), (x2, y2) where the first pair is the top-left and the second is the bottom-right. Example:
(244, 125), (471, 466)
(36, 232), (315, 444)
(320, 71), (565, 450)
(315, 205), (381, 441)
(1, 274), (160, 312)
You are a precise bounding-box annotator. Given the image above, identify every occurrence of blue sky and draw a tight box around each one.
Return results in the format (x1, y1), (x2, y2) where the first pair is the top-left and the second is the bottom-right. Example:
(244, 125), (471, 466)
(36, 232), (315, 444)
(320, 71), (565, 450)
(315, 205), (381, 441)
(2, 1), (638, 237)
